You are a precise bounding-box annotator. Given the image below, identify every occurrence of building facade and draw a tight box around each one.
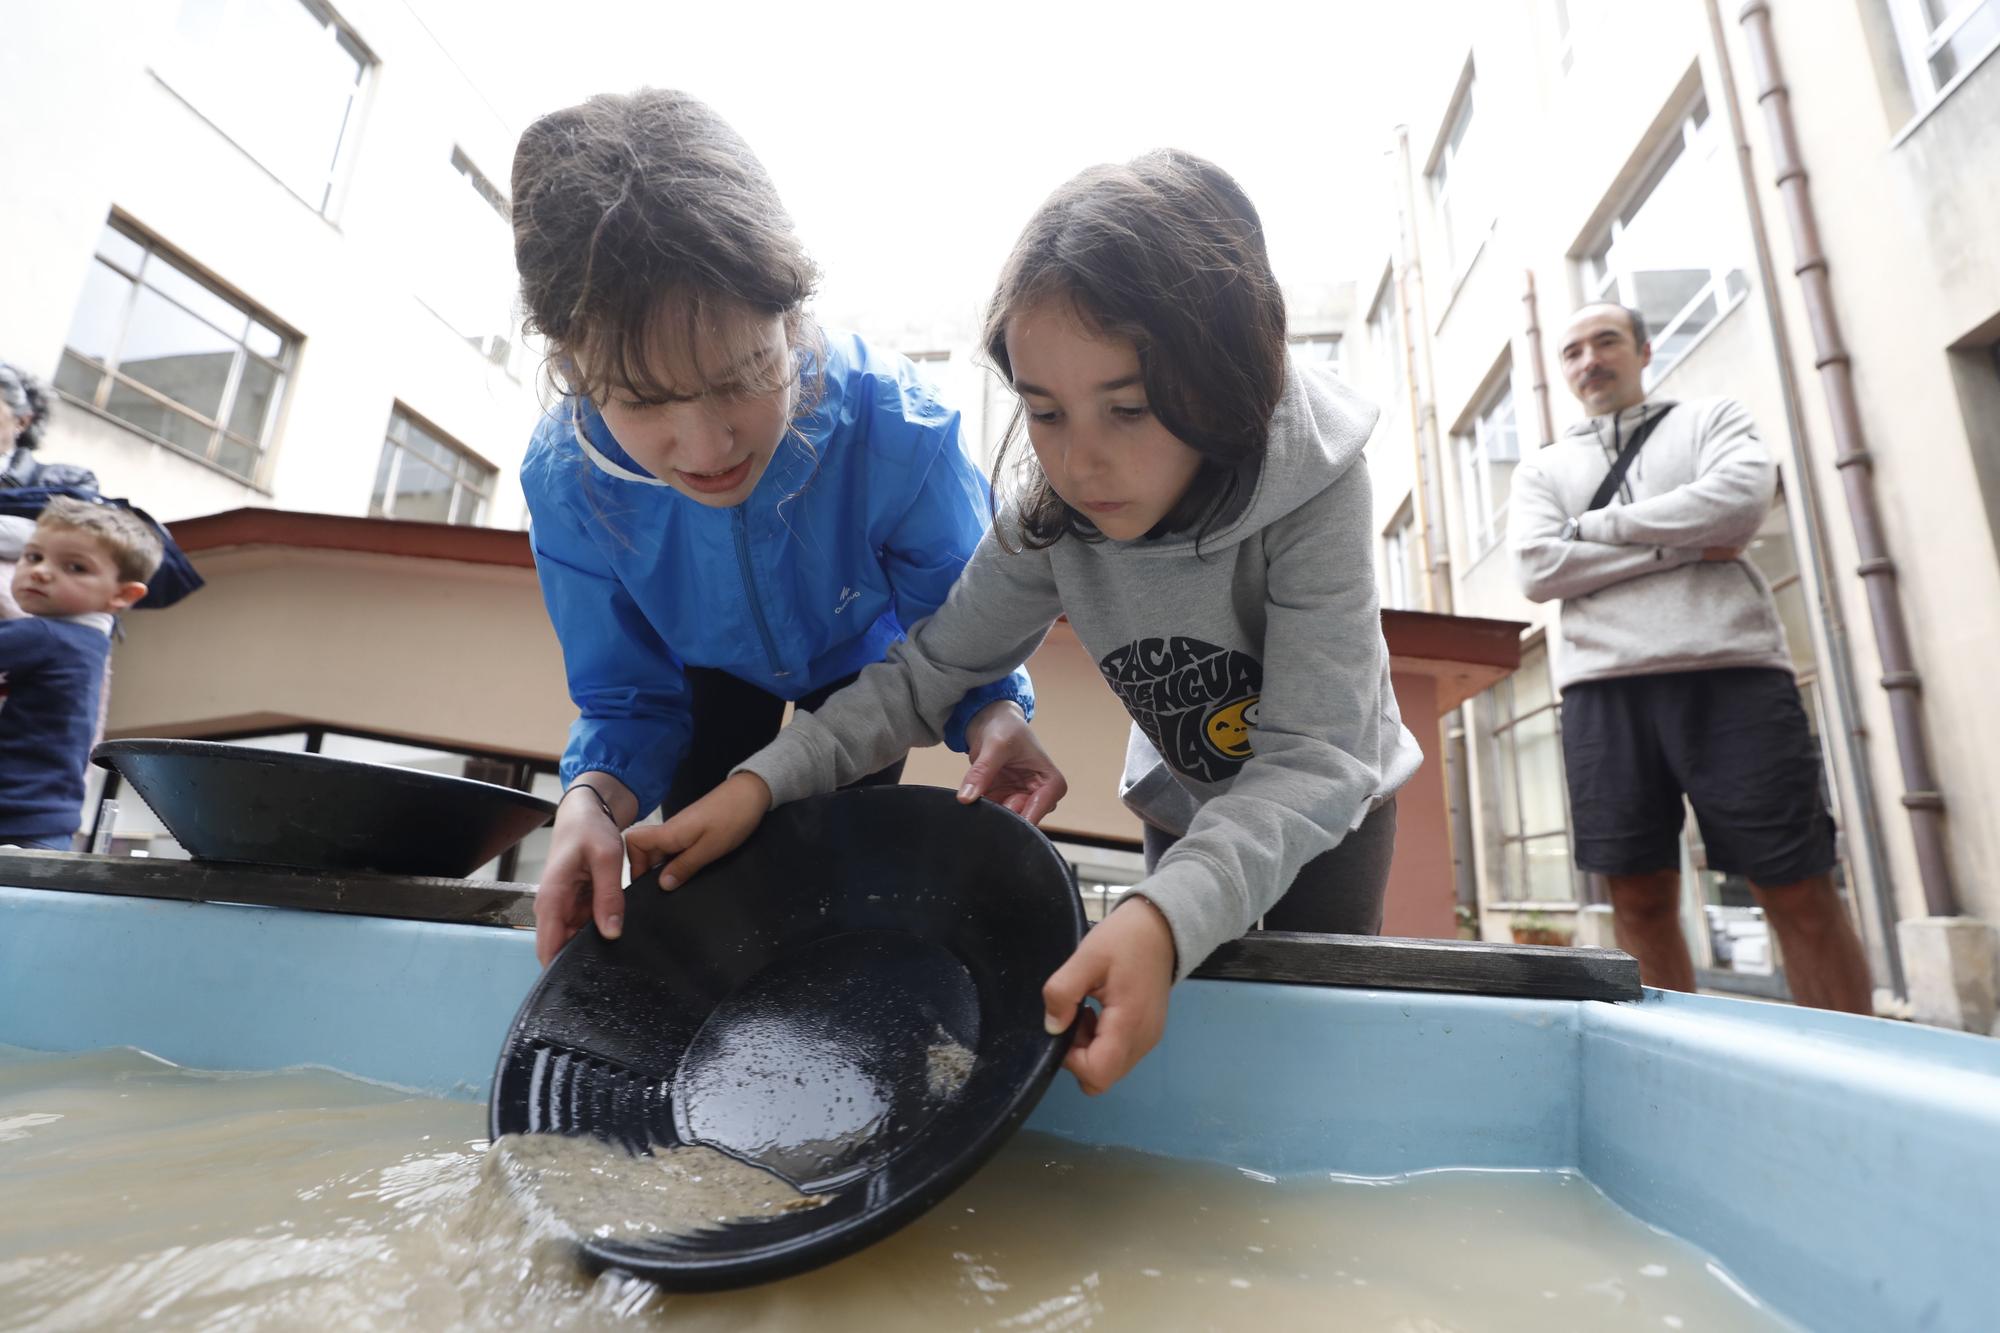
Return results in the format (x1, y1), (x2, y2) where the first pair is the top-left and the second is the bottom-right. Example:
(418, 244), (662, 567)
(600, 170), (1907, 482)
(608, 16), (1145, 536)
(3, 0), (540, 529)
(1350, 0), (2000, 1028)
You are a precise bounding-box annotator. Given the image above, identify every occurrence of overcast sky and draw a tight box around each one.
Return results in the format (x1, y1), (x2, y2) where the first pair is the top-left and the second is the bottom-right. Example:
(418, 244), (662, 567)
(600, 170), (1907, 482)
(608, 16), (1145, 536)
(411, 0), (1422, 337)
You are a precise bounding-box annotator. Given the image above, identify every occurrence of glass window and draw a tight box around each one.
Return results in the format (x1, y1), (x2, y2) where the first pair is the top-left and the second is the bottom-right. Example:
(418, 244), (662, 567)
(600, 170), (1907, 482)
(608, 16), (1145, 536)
(370, 407), (497, 526)
(1745, 486), (1818, 679)
(160, 0), (371, 215)
(420, 146), (528, 379)
(1367, 288), (1404, 401)
(1428, 76), (1491, 277)
(1456, 375), (1519, 561)
(1382, 504), (1422, 611)
(1891, 0), (2000, 101)
(451, 146), (509, 222)
(56, 222), (293, 481)
(1476, 641), (1582, 904)
(1288, 333), (1343, 380)
(1581, 97), (1747, 387)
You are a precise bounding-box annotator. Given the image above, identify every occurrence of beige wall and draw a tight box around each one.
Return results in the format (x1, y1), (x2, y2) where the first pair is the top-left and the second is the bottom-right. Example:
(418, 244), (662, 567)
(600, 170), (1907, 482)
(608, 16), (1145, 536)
(1719, 6), (2000, 925)
(108, 547), (574, 760)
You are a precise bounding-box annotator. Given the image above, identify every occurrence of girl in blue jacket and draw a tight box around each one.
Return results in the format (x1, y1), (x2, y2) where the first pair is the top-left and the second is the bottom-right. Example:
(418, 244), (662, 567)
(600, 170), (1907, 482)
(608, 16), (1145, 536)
(512, 89), (1059, 965)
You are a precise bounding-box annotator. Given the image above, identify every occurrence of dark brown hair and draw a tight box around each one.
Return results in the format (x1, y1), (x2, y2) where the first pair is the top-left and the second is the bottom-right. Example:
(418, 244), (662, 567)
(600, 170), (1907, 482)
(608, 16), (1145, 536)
(981, 149), (1290, 548)
(512, 88), (822, 410)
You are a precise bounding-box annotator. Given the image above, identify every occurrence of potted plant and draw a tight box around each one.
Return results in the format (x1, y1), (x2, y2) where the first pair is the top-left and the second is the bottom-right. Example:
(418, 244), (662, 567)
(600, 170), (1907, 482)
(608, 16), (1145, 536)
(1510, 909), (1574, 947)
(1454, 904), (1479, 941)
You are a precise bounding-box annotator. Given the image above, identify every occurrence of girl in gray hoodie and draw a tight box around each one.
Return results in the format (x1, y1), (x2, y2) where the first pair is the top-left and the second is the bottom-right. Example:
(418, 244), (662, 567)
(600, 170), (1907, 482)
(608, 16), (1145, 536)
(630, 151), (1422, 1095)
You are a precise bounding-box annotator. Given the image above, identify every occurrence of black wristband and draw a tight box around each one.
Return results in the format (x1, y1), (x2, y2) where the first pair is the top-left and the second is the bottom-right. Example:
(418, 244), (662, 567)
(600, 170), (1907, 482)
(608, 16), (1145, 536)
(561, 782), (620, 830)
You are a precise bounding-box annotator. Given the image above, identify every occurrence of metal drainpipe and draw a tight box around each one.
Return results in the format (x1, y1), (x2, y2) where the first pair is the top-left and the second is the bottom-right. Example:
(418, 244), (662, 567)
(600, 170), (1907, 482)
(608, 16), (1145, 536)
(1705, 0), (1905, 993)
(1387, 196), (1438, 613)
(1521, 270), (1557, 446)
(1738, 0), (1960, 921)
(1394, 126), (1455, 614)
(1395, 262), (1440, 613)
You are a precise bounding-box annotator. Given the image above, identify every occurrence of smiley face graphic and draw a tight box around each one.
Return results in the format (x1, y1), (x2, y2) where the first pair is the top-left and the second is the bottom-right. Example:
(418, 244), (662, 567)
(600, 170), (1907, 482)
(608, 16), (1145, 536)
(1203, 695), (1261, 760)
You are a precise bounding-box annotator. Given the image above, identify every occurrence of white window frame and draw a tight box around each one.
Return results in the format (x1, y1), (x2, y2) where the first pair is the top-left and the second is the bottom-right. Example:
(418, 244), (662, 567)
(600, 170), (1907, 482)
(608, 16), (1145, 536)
(370, 407), (496, 527)
(1889, 0), (2000, 107)
(1580, 95), (1746, 389)
(1456, 374), (1519, 563)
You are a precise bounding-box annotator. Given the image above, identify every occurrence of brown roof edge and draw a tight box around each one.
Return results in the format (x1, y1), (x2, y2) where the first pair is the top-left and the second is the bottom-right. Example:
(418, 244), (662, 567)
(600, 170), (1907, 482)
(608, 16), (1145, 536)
(167, 508), (534, 569)
(163, 513), (1528, 671)
(1381, 608), (1527, 671)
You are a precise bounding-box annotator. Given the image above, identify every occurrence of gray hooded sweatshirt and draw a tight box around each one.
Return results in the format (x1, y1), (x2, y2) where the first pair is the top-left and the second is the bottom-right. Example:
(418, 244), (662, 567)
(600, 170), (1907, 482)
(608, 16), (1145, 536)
(1508, 397), (1793, 689)
(740, 360), (1424, 980)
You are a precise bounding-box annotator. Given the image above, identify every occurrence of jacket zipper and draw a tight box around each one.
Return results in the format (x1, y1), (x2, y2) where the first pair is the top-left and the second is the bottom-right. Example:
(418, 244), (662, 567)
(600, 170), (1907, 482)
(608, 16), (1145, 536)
(732, 509), (788, 679)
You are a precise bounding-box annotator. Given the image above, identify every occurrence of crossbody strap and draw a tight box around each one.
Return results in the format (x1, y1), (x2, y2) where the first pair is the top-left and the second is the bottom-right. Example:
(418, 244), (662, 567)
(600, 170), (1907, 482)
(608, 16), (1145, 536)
(1586, 405), (1674, 513)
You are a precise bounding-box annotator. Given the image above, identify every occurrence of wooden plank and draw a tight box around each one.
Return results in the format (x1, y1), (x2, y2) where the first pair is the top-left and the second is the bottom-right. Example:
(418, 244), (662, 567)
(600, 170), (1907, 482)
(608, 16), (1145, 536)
(1190, 930), (1642, 1002)
(0, 851), (535, 929)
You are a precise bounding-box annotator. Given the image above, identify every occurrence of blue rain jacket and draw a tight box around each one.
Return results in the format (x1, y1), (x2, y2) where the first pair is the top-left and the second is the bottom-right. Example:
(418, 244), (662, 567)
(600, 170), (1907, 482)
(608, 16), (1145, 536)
(522, 332), (1034, 814)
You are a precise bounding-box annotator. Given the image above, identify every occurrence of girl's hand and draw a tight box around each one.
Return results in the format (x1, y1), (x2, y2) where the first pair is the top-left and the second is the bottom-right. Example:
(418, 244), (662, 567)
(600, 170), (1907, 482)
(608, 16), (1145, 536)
(1040, 896), (1178, 1096)
(959, 701), (1068, 826)
(626, 772), (773, 890)
(535, 780), (633, 967)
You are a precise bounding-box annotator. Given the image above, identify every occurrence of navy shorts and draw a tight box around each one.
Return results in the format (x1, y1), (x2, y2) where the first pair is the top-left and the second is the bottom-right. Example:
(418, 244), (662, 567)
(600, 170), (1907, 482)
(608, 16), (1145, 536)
(1559, 668), (1836, 884)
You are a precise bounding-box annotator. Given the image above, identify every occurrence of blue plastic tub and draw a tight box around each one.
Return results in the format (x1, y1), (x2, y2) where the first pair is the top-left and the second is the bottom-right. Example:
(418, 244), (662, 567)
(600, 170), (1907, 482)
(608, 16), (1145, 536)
(3, 883), (1995, 1332)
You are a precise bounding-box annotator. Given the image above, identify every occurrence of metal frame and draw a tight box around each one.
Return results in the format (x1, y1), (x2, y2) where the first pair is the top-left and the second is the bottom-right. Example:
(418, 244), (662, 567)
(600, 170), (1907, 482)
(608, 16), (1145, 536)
(57, 223), (294, 483)
(1478, 638), (1584, 906)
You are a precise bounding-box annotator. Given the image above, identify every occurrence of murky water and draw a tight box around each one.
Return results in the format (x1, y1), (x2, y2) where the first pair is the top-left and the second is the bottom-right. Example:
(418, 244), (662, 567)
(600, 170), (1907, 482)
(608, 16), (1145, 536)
(0, 1046), (1796, 1331)
(488, 1134), (831, 1239)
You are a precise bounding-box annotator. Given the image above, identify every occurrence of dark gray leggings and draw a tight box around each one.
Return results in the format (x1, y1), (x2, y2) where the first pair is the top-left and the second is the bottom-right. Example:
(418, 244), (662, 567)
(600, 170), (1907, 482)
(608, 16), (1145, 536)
(1141, 797), (1398, 936)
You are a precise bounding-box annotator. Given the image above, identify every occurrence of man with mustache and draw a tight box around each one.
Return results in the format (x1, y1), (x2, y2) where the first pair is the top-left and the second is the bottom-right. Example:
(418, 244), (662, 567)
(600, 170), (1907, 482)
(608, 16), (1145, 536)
(1506, 303), (1871, 1013)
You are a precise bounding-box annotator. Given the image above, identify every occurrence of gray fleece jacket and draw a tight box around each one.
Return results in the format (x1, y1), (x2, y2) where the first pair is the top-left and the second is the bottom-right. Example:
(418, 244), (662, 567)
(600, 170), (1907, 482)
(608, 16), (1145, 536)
(1508, 397), (1793, 689)
(739, 360), (1424, 980)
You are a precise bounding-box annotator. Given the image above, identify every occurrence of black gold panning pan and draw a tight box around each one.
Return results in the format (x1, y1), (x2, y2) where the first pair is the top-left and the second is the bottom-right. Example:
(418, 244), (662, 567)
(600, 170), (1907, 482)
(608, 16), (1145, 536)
(488, 785), (1086, 1289)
